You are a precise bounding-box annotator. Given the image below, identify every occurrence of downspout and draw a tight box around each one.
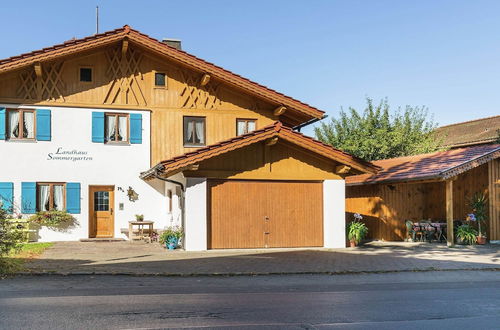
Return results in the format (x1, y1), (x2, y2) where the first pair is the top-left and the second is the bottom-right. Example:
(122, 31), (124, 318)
(152, 170), (186, 248)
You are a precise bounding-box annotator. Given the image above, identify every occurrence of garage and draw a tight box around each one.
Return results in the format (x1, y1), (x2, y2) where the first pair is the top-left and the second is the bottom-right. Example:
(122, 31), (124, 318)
(208, 180), (324, 249)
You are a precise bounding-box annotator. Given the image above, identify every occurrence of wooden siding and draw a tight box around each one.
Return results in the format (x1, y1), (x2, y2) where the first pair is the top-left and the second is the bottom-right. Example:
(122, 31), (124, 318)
(208, 180), (323, 249)
(489, 159), (500, 240)
(184, 139), (343, 180)
(346, 163), (493, 241)
(0, 43), (282, 164)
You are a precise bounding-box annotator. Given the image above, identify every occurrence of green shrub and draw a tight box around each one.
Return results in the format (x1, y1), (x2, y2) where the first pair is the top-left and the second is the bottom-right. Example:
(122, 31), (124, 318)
(0, 209), (23, 258)
(347, 221), (368, 244)
(28, 210), (78, 231)
(159, 226), (183, 244)
(456, 224), (478, 245)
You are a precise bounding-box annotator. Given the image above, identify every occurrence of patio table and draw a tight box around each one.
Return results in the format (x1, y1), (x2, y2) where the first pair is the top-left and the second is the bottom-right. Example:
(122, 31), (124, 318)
(128, 221), (154, 241)
(413, 222), (447, 242)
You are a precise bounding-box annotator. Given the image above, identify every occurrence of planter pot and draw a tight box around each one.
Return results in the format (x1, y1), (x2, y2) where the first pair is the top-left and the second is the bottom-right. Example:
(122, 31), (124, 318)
(477, 236), (487, 245)
(349, 240), (357, 248)
(165, 237), (179, 250)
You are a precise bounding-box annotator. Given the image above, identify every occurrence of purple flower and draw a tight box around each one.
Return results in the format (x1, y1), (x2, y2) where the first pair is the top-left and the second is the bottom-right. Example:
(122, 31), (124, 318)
(467, 213), (476, 221)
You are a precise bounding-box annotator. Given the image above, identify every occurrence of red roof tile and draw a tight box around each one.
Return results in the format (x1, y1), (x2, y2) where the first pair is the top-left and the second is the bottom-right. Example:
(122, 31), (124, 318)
(0, 25), (325, 121)
(141, 122), (378, 179)
(346, 144), (500, 185)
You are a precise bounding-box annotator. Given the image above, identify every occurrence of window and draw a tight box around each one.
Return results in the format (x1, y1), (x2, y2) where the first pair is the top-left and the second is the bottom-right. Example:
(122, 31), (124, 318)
(167, 190), (173, 213)
(37, 183), (65, 211)
(183, 116), (205, 147)
(80, 68), (93, 82)
(94, 191), (110, 211)
(236, 119), (256, 135)
(105, 113), (129, 143)
(155, 72), (166, 87)
(7, 109), (35, 140)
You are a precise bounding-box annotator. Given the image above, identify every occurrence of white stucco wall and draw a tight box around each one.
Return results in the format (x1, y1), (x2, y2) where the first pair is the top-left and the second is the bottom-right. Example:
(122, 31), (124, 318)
(0, 104), (168, 241)
(323, 179), (346, 248)
(184, 177), (207, 251)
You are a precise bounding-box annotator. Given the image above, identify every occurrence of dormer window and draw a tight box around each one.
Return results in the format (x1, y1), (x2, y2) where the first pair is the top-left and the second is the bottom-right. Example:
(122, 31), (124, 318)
(80, 67), (93, 82)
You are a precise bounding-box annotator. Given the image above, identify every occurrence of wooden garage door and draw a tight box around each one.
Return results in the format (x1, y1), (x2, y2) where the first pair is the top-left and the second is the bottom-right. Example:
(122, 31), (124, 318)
(208, 180), (323, 249)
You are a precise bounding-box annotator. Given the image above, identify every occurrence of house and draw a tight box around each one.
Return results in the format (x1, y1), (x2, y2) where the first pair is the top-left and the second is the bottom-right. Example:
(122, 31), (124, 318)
(0, 26), (377, 250)
(345, 144), (500, 244)
(434, 115), (500, 148)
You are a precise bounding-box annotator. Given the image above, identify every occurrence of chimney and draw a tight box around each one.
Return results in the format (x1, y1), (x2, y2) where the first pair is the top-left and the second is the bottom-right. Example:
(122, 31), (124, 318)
(162, 38), (182, 50)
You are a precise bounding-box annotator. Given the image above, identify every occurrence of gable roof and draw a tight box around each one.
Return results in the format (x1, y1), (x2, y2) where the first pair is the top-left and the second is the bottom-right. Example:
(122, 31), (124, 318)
(0, 25), (324, 122)
(346, 144), (500, 186)
(140, 122), (378, 180)
(434, 115), (500, 148)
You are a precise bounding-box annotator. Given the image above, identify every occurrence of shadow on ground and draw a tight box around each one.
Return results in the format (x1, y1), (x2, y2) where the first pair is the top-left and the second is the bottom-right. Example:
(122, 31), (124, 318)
(20, 241), (500, 275)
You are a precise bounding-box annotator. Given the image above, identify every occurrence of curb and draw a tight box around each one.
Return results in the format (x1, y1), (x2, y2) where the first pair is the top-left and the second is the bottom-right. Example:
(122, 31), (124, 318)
(16, 267), (500, 277)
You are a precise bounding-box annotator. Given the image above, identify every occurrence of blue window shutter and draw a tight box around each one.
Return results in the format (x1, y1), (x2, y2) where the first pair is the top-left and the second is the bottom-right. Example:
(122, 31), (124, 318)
(92, 112), (105, 143)
(0, 107), (6, 140)
(130, 113), (142, 144)
(66, 183), (81, 214)
(36, 109), (51, 141)
(21, 182), (36, 214)
(0, 182), (14, 213)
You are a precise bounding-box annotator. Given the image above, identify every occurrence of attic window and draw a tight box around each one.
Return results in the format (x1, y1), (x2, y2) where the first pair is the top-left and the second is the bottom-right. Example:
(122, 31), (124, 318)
(155, 72), (166, 87)
(80, 68), (92, 82)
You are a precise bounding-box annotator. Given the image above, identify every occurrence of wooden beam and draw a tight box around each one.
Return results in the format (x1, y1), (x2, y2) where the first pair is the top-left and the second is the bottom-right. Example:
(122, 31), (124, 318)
(200, 73), (211, 86)
(187, 164), (199, 171)
(446, 179), (454, 247)
(336, 165), (351, 174)
(121, 39), (129, 57)
(266, 137), (279, 146)
(34, 63), (42, 78)
(273, 105), (286, 116)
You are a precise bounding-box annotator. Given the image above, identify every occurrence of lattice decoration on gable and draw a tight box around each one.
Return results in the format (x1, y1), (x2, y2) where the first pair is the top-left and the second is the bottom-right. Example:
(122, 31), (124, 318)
(103, 45), (146, 106)
(178, 70), (222, 109)
(17, 62), (66, 102)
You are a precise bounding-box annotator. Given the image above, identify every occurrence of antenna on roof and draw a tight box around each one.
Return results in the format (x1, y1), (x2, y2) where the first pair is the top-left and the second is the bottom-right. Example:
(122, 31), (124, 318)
(95, 6), (99, 35)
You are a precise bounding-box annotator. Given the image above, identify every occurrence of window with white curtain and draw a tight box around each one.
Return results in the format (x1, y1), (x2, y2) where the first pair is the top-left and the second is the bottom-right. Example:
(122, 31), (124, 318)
(236, 119), (256, 135)
(37, 183), (65, 211)
(183, 116), (205, 146)
(7, 109), (35, 140)
(105, 113), (129, 143)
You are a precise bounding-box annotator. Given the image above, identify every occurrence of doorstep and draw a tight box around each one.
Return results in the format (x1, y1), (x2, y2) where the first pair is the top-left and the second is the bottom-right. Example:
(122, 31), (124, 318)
(79, 238), (126, 242)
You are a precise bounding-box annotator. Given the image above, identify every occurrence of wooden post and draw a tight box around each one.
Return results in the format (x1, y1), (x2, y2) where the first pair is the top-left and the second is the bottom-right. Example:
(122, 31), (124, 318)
(446, 179), (454, 246)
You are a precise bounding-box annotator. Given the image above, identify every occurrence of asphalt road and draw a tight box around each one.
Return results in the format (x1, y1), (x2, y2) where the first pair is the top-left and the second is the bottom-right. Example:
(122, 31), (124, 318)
(0, 271), (499, 329)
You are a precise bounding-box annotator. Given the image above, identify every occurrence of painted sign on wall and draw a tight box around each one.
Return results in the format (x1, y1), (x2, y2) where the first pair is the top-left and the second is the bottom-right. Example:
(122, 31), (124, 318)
(47, 147), (93, 161)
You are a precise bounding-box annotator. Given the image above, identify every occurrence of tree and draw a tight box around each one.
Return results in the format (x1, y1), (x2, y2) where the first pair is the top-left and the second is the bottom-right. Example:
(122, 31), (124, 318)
(314, 98), (442, 161)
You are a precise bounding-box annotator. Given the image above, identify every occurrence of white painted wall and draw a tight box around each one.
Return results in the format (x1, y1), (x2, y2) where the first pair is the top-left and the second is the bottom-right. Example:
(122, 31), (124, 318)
(0, 104), (169, 241)
(323, 180), (346, 248)
(184, 177), (207, 251)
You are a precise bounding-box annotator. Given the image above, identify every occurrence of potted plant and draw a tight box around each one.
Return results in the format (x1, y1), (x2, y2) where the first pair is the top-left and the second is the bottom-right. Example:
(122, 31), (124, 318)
(159, 226), (183, 250)
(456, 223), (478, 245)
(347, 213), (368, 247)
(135, 214), (144, 222)
(468, 193), (488, 245)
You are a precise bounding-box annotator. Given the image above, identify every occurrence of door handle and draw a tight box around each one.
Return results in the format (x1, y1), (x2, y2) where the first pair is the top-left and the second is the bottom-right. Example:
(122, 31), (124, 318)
(110, 208), (113, 215)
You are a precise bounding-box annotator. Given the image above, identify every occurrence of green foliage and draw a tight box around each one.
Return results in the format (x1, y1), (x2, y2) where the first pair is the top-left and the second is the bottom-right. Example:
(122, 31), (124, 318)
(314, 98), (442, 161)
(28, 210), (78, 231)
(159, 226), (183, 244)
(0, 208), (23, 258)
(135, 214), (145, 221)
(468, 192), (488, 237)
(456, 224), (478, 245)
(1, 242), (53, 277)
(347, 221), (368, 244)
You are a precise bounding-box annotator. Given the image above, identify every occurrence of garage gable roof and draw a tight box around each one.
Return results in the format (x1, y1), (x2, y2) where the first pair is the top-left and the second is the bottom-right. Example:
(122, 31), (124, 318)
(346, 144), (500, 186)
(140, 122), (378, 179)
(0, 25), (324, 121)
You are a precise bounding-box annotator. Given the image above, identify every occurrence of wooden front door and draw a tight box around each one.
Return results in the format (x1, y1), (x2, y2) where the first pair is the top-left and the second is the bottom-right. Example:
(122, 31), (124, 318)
(89, 185), (115, 238)
(208, 180), (323, 249)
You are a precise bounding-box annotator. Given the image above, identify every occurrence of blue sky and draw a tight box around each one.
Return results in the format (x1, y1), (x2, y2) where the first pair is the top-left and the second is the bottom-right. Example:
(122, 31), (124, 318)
(1, 0), (499, 135)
